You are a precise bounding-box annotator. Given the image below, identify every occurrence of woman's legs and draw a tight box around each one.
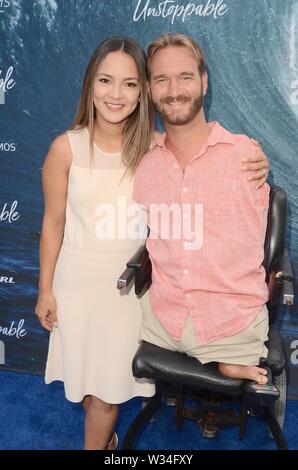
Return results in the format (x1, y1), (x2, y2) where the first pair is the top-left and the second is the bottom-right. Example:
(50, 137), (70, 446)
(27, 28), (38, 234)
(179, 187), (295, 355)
(83, 395), (119, 450)
(83, 395), (91, 411)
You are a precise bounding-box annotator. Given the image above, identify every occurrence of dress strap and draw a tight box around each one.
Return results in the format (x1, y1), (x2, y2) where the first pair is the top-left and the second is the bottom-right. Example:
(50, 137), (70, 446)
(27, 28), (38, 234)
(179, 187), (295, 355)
(67, 127), (90, 167)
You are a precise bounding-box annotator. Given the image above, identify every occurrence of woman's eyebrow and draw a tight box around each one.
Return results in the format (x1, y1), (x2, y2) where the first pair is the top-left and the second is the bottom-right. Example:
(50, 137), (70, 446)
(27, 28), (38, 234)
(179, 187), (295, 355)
(96, 73), (113, 78)
(97, 72), (138, 80)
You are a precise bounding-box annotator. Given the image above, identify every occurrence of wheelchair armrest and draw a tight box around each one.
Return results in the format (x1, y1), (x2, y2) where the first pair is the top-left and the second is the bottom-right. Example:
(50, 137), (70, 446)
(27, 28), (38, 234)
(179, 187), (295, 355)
(279, 248), (294, 281)
(127, 245), (149, 269)
(282, 279), (294, 306)
(117, 266), (136, 290)
(117, 245), (152, 296)
(268, 248), (295, 306)
(278, 249), (294, 305)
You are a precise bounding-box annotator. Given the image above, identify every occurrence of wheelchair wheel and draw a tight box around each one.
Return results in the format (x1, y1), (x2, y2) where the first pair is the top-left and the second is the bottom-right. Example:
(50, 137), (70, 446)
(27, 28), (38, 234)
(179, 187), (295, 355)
(267, 366), (287, 439)
(272, 367), (287, 430)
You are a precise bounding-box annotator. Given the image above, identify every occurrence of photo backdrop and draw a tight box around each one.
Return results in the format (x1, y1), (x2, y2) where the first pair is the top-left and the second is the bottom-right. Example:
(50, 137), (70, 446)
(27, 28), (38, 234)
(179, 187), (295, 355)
(1, 0), (298, 396)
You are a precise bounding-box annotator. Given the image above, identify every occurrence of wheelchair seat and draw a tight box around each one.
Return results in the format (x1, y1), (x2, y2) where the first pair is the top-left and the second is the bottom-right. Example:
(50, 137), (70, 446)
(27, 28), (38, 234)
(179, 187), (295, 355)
(134, 341), (244, 396)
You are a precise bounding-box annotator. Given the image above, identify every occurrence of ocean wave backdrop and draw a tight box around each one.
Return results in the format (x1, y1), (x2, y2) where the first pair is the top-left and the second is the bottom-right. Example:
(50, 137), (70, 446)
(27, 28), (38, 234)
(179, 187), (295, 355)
(0, 0), (297, 393)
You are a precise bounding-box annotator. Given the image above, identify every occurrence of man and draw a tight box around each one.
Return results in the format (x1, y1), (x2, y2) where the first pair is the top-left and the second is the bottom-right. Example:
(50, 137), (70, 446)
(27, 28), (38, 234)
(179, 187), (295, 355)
(133, 33), (271, 384)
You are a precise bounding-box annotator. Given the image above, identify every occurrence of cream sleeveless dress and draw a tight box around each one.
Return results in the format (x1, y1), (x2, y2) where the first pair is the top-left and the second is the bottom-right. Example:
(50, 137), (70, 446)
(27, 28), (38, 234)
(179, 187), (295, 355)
(45, 127), (155, 403)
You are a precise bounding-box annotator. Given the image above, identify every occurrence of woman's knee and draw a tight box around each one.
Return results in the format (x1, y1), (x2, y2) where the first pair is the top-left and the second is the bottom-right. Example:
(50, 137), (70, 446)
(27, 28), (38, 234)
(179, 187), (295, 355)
(88, 395), (117, 413)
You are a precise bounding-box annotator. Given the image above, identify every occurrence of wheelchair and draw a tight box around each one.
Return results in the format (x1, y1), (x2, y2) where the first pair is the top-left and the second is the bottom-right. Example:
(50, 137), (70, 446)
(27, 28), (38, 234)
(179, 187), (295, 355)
(117, 185), (295, 450)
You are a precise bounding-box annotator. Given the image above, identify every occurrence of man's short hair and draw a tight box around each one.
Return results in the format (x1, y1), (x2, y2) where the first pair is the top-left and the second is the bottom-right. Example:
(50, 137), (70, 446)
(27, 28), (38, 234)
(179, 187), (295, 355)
(147, 33), (205, 77)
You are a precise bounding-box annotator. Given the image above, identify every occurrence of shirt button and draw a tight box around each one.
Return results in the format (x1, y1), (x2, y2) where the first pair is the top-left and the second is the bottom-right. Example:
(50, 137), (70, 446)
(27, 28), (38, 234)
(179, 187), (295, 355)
(183, 214), (188, 219)
(183, 187), (188, 192)
(174, 164), (178, 169)
(184, 269), (189, 275)
(186, 293), (191, 298)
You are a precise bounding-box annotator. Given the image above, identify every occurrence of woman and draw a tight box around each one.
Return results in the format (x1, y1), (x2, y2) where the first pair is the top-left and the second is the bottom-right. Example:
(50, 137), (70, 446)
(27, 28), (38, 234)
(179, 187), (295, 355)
(35, 36), (269, 450)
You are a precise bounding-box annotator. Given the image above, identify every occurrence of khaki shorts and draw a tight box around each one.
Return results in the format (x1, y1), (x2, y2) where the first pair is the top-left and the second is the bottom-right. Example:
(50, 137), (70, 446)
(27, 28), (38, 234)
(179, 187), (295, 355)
(140, 292), (268, 366)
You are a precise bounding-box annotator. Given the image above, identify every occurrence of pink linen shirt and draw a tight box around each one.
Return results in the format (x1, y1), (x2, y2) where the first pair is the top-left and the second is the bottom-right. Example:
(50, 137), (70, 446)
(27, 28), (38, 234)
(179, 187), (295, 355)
(133, 122), (269, 345)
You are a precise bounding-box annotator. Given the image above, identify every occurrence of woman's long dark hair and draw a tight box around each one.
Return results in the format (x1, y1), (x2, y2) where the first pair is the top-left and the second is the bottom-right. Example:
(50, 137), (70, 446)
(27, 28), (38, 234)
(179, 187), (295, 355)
(70, 37), (154, 174)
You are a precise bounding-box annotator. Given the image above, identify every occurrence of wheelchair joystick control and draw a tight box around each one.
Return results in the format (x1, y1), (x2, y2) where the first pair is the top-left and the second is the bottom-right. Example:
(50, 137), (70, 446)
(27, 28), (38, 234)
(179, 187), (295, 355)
(244, 358), (280, 406)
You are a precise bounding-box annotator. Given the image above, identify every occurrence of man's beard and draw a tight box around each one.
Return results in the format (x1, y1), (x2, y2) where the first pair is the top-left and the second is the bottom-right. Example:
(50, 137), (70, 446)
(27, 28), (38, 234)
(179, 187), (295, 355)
(153, 93), (203, 126)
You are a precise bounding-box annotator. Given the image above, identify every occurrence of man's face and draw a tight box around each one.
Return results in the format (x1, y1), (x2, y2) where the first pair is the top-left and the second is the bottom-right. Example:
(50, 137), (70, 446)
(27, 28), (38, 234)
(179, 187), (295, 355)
(149, 46), (207, 126)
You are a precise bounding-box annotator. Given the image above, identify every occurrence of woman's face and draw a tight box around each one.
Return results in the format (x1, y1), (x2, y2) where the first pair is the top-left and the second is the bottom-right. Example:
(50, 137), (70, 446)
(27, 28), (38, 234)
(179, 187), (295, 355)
(93, 50), (141, 125)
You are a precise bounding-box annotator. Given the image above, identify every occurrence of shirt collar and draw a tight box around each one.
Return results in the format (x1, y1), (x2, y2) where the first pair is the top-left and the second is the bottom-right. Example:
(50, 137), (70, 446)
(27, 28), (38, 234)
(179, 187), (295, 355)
(153, 121), (234, 151)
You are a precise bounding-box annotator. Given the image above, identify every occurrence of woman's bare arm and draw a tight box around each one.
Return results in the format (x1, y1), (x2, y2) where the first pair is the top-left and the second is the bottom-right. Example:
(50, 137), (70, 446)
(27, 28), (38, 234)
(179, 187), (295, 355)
(242, 139), (270, 189)
(35, 133), (72, 331)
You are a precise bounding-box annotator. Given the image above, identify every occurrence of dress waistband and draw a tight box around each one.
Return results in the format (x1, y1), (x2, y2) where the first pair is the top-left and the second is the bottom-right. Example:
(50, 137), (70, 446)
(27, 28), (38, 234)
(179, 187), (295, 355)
(60, 242), (144, 262)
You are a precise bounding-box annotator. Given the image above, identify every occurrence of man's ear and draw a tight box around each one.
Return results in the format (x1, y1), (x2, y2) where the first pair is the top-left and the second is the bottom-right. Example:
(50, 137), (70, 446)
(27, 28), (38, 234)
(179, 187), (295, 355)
(202, 71), (208, 96)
